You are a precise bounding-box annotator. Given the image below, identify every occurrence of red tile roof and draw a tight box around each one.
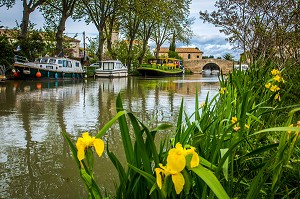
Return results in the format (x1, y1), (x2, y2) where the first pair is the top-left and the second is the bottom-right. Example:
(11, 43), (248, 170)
(158, 47), (203, 53)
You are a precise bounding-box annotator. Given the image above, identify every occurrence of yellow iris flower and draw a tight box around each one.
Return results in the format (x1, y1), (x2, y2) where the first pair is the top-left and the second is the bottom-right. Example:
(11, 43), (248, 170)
(265, 83), (271, 89)
(231, 116), (238, 124)
(274, 93), (281, 101)
(271, 69), (280, 76)
(219, 87), (227, 94)
(76, 132), (104, 161)
(270, 85), (280, 92)
(273, 75), (281, 82)
(155, 143), (199, 194)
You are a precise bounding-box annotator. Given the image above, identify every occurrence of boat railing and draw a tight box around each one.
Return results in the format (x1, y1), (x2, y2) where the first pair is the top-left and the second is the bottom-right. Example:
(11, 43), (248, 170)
(14, 55), (29, 63)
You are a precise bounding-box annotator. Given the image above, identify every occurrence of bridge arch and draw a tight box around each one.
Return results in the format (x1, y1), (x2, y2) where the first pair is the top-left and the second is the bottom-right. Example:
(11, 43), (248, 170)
(202, 63), (220, 71)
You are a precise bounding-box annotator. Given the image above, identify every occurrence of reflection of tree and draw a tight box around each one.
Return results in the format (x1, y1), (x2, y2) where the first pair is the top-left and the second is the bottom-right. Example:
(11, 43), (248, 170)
(20, 101), (35, 198)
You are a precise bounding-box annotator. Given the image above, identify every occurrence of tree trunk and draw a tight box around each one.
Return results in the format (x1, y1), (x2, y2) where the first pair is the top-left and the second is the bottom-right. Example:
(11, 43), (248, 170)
(97, 33), (106, 61)
(105, 17), (117, 60)
(127, 39), (135, 72)
(20, 3), (31, 40)
(155, 45), (161, 59)
(55, 15), (67, 56)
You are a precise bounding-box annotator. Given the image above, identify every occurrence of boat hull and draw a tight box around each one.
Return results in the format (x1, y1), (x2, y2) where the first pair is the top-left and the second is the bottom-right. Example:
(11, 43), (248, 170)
(13, 64), (85, 79)
(95, 69), (128, 78)
(137, 67), (184, 76)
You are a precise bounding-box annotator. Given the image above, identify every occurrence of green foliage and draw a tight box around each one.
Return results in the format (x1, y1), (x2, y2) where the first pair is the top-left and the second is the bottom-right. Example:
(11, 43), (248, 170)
(62, 60), (300, 199)
(223, 53), (234, 61)
(17, 31), (46, 61)
(168, 50), (182, 60)
(0, 35), (14, 67)
(282, 61), (300, 104)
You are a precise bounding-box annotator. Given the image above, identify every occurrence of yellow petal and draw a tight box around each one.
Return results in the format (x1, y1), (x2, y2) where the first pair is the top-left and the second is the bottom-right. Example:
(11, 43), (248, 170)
(172, 172), (185, 194)
(93, 138), (104, 157)
(167, 145), (186, 173)
(155, 168), (163, 189)
(231, 117), (238, 124)
(190, 151), (200, 168)
(77, 145), (85, 161)
(82, 132), (95, 146)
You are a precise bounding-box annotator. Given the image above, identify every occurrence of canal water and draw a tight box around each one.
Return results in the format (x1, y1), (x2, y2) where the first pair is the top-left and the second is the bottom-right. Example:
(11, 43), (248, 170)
(0, 74), (219, 198)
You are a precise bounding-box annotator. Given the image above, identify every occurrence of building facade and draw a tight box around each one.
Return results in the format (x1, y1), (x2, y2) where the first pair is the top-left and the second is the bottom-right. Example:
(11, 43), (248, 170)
(157, 47), (203, 61)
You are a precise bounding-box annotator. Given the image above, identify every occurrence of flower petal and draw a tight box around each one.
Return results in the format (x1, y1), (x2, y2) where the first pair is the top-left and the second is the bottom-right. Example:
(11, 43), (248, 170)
(77, 145), (85, 161)
(190, 151), (200, 168)
(172, 172), (185, 194)
(93, 138), (104, 157)
(167, 146), (186, 173)
(155, 168), (164, 189)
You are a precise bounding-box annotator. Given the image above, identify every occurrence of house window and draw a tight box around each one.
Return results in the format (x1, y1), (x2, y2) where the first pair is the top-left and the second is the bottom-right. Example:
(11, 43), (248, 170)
(197, 55), (200, 58)
(188, 54), (191, 59)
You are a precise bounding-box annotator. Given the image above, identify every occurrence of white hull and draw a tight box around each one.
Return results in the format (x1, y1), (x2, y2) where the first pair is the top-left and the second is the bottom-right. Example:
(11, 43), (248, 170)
(95, 69), (128, 77)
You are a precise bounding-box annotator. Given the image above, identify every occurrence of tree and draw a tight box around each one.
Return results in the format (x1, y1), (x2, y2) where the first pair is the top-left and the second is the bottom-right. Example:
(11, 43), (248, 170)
(151, 0), (193, 58)
(16, 30), (46, 60)
(135, 0), (160, 65)
(79, 0), (119, 61)
(223, 53), (234, 61)
(200, 0), (300, 64)
(1, 0), (47, 39)
(40, 0), (79, 55)
(0, 35), (14, 68)
(119, 0), (142, 71)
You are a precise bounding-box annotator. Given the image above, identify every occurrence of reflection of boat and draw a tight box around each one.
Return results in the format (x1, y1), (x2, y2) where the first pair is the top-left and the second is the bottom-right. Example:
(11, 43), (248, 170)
(202, 69), (220, 75)
(137, 58), (184, 76)
(13, 55), (85, 79)
(234, 64), (248, 71)
(95, 60), (128, 78)
(0, 65), (6, 81)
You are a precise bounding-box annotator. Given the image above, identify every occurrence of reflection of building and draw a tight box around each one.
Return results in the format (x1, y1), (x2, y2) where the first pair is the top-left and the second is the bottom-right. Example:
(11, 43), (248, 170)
(157, 47), (203, 61)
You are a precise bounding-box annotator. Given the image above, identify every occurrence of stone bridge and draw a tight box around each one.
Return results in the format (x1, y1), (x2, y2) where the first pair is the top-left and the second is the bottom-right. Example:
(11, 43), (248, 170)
(183, 59), (235, 74)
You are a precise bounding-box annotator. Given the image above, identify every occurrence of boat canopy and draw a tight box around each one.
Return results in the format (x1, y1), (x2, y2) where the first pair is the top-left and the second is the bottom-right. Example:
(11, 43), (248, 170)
(147, 58), (181, 68)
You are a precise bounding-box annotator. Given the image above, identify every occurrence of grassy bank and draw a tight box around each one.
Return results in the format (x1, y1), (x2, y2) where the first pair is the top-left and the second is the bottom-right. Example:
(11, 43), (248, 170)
(63, 60), (300, 199)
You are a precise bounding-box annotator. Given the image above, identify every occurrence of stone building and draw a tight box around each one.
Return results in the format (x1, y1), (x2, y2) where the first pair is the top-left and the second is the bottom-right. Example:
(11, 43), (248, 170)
(157, 47), (203, 61)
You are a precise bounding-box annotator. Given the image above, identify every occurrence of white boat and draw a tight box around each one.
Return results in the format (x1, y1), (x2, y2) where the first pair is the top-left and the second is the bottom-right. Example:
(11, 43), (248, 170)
(13, 55), (85, 79)
(95, 60), (128, 78)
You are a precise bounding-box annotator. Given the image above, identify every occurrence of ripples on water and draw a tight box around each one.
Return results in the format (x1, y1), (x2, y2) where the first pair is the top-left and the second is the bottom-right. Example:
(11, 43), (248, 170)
(0, 74), (219, 198)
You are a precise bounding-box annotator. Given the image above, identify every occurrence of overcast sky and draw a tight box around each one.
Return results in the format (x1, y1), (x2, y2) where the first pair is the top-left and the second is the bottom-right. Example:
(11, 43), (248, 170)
(0, 0), (240, 59)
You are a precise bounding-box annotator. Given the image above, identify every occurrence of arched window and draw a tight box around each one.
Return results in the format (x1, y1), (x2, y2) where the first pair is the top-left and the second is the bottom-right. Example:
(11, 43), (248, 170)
(188, 54), (191, 59)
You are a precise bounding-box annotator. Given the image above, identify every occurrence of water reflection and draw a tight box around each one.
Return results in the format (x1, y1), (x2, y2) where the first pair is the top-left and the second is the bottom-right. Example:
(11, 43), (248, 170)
(0, 74), (219, 198)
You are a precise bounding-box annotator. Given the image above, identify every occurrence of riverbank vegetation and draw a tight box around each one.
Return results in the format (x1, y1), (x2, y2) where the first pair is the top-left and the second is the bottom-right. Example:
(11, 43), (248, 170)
(0, 0), (193, 71)
(62, 58), (300, 198)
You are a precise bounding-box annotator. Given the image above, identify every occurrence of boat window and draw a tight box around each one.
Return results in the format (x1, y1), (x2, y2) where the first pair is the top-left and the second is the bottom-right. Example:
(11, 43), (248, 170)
(41, 58), (48, 63)
(67, 61), (72, 68)
(34, 58), (41, 63)
(75, 62), (80, 67)
(49, 59), (56, 64)
(46, 65), (53, 69)
(116, 63), (122, 69)
(62, 60), (67, 67)
(103, 62), (114, 70)
(57, 60), (62, 67)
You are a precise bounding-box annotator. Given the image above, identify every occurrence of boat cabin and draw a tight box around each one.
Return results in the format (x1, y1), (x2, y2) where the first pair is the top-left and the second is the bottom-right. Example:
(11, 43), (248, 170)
(34, 57), (81, 69)
(148, 58), (181, 69)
